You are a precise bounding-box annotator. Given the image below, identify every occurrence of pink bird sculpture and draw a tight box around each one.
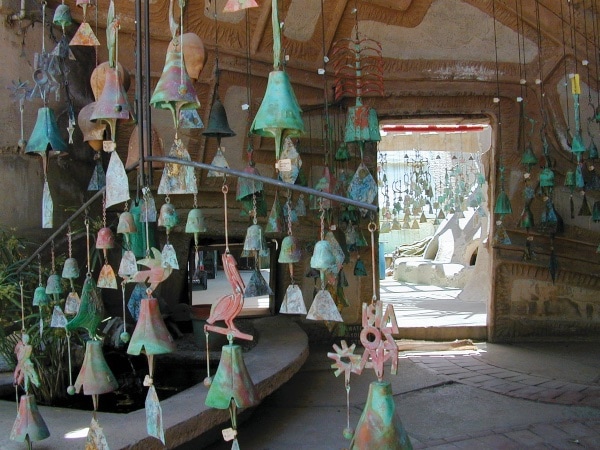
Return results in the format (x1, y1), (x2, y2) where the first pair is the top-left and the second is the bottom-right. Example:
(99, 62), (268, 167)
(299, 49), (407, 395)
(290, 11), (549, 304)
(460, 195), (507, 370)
(128, 247), (173, 291)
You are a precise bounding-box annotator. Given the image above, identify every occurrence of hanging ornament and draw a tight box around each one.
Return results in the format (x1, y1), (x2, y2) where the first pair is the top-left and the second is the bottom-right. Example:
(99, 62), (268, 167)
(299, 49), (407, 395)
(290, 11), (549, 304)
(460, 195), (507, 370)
(265, 190), (284, 235)
(295, 194), (306, 216)
(129, 247), (174, 291)
(236, 146), (264, 202)
(310, 166), (336, 210)
(348, 162), (378, 216)
(117, 208), (138, 278)
(224, 0), (259, 12)
(278, 137), (303, 184)
(158, 138), (197, 195)
(62, 226), (81, 315)
(158, 197), (180, 270)
(127, 282), (147, 321)
(96, 197), (118, 289)
(69, 0), (100, 46)
(278, 198), (305, 314)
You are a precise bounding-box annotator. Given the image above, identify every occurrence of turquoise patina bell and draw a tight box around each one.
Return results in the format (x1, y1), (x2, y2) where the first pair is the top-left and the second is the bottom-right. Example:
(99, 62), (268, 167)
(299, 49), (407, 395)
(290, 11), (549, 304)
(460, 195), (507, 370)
(127, 295), (176, 356)
(25, 107), (67, 156)
(250, 70), (304, 159)
(158, 202), (179, 231)
(519, 205), (534, 229)
(564, 170), (576, 187)
(278, 235), (301, 264)
(185, 208), (207, 234)
(243, 224), (264, 253)
(33, 285), (49, 306)
(45, 274), (63, 295)
(53, 3), (73, 28)
(344, 104), (381, 144)
(521, 143), (538, 169)
(592, 201), (600, 222)
(62, 257), (80, 280)
(494, 189), (512, 216)
(539, 167), (555, 188)
(310, 240), (336, 270)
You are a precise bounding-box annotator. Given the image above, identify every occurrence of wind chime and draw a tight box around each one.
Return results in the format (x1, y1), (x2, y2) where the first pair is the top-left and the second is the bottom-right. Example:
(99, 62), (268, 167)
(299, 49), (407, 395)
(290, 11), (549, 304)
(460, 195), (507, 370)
(62, 225), (81, 315)
(25, 1), (67, 229)
(69, 0), (100, 46)
(204, 182), (258, 450)
(96, 194), (118, 289)
(279, 196), (305, 314)
(10, 281), (51, 448)
(65, 217), (116, 449)
(327, 222), (412, 449)
(91, 0), (132, 208)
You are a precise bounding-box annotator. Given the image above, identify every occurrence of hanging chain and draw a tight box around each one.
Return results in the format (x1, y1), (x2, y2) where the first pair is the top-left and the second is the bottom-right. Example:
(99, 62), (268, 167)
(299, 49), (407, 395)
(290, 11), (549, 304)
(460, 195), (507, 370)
(50, 240), (56, 273)
(251, 184), (258, 225)
(368, 221), (377, 305)
(85, 217), (92, 277)
(102, 191), (107, 227)
(319, 198), (325, 240)
(38, 254), (43, 286)
(286, 193), (293, 236)
(67, 224), (73, 258)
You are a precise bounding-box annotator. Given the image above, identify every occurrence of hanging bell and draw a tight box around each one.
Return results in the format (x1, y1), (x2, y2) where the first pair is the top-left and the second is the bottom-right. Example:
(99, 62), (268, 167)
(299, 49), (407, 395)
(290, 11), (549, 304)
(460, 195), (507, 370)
(158, 202), (179, 230)
(250, 70), (305, 159)
(117, 211), (137, 235)
(10, 395), (50, 443)
(588, 139), (599, 159)
(25, 107), (67, 156)
(53, 3), (73, 29)
(279, 284), (306, 314)
(265, 193), (284, 235)
(88, 158), (106, 191)
(310, 240), (336, 270)
(243, 224), (264, 253)
(353, 258), (367, 277)
(33, 285), (50, 306)
(78, 102), (106, 151)
(306, 289), (343, 322)
(50, 305), (68, 328)
(62, 257), (80, 280)
(278, 136), (303, 184)
(224, 0), (259, 12)
(90, 67), (133, 141)
(521, 143), (538, 168)
(494, 189), (512, 216)
(96, 227), (115, 249)
(74, 340), (118, 395)
(578, 194), (592, 216)
(205, 344), (259, 409)
(335, 142), (351, 161)
(97, 263), (117, 289)
(236, 162), (264, 201)
(118, 250), (138, 278)
(539, 167), (555, 188)
(161, 244), (179, 270)
(127, 282), (146, 321)
(65, 275), (104, 336)
(571, 132), (586, 154)
(168, 32), (207, 82)
(564, 170), (576, 187)
(46, 274), (63, 295)
(244, 268), (273, 297)
(519, 205), (534, 229)
(126, 124), (165, 170)
(202, 96), (236, 139)
(344, 104), (381, 144)
(349, 381), (412, 450)
(185, 208), (207, 234)
(69, 18), (100, 47)
(127, 295), (176, 356)
(278, 235), (301, 263)
(158, 138), (198, 195)
(592, 201), (600, 222)
(150, 49), (200, 129)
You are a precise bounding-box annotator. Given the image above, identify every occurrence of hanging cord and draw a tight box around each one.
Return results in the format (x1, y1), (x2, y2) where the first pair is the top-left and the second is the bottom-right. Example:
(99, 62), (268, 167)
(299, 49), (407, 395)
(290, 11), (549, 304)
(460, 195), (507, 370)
(492, 0), (505, 185)
(286, 192), (295, 284)
(368, 221), (377, 305)
(85, 217), (92, 277)
(560, 0), (572, 135)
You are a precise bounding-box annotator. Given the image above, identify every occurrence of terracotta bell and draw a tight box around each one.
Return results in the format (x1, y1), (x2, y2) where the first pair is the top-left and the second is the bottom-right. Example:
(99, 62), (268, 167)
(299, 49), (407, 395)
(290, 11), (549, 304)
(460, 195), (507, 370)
(10, 394), (50, 443)
(150, 49), (200, 129)
(90, 61), (130, 101)
(78, 102), (106, 151)
(74, 340), (118, 395)
(205, 344), (258, 409)
(344, 104), (381, 144)
(202, 97), (235, 139)
(310, 240), (336, 270)
(127, 295), (176, 356)
(90, 67), (133, 141)
(126, 124), (165, 169)
(167, 32), (206, 81)
(278, 235), (301, 264)
(25, 107), (67, 156)
(96, 227), (115, 250)
(250, 70), (304, 159)
(62, 257), (80, 280)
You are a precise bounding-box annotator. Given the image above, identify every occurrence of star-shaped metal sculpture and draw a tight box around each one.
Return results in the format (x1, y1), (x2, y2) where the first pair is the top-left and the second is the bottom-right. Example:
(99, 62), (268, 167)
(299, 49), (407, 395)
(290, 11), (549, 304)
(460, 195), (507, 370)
(327, 340), (363, 384)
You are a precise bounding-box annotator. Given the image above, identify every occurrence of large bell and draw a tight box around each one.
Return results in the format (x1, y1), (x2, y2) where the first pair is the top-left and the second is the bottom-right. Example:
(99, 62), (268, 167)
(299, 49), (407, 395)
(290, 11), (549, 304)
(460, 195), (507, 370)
(96, 227), (115, 249)
(25, 107), (67, 156)
(10, 394), (50, 443)
(205, 344), (258, 409)
(185, 208), (207, 234)
(202, 97), (235, 139)
(62, 257), (80, 280)
(250, 70), (304, 159)
(90, 67), (133, 141)
(127, 295), (176, 356)
(344, 104), (381, 144)
(78, 102), (106, 151)
(150, 49), (200, 129)
(278, 235), (301, 263)
(74, 340), (118, 395)
(310, 240), (336, 270)
(349, 381), (412, 450)
(243, 224), (264, 253)
(158, 202), (179, 230)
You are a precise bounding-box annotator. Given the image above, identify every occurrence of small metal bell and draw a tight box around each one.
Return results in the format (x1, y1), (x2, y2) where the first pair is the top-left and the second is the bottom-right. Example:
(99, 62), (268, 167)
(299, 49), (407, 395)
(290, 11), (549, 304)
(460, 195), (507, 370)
(202, 96), (235, 139)
(50, 305), (68, 328)
(97, 263), (117, 289)
(69, 21), (100, 46)
(494, 189), (512, 216)
(64, 291), (81, 315)
(279, 284), (306, 315)
(185, 208), (207, 234)
(158, 202), (179, 230)
(278, 235), (301, 263)
(10, 394), (50, 443)
(265, 193), (284, 235)
(564, 170), (576, 187)
(96, 227), (115, 249)
(127, 295), (176, 356)
(519, 205), (535, 229)
(578, 194), (592, 216)
(349, 381), (412, 449)
(521, 143), (538, 168)
(150, 49), (200, 129)
(250, 70), (305, 159)
(539, 168), (555, 188)
(46, 274), (63, 295)
(53, 3), (73, 28)
(310, 240), (336, 270)
(243, 224), (264, 252)
(161, 244), (179, 270)
(87, 159), (106, 191)
(117, 211), (137, 234)
(62, 257), (80, 280)
(74, 340), (118, 395)
(33, 285), (50, 306)
(588, 139), (599, 159)
(205, 344), (259, 409)
(354, 258), (367, 277)
(236, 163), (263, 201)
(25, 107), (67, 156)
(344, 104), (381, 144)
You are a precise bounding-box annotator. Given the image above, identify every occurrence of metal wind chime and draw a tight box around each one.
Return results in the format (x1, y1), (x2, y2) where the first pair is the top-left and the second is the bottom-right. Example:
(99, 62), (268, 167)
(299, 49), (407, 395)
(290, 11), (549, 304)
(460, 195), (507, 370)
(327, 222), (412, 449)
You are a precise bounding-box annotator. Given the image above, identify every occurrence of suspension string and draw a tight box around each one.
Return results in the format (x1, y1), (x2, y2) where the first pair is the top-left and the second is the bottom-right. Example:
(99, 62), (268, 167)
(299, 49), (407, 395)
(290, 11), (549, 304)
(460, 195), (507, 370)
(222, 183), (230, 254)
(368, 221), (377, 304)
(85, 217), (91, 276)
(20, 280), (25, 332)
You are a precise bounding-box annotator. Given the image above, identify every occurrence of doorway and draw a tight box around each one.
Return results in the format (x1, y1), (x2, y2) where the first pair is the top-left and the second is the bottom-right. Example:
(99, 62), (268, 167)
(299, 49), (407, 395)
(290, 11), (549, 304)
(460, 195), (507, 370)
(377, 119), (491, 336)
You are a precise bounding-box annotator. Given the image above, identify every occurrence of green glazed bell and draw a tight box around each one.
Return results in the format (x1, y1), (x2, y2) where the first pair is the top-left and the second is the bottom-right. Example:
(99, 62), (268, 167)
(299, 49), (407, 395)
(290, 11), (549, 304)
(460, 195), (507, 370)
(45, 274), (63, 295)
(53, 3), (73, 28)
(494, 189), (512, 215)
(571, 132), (586, 154)
(150, 50), (200, 129)
(127, 296), (176, 356)
(250, 70), (304, 159)
(202, 97), (235, 139)
(158, 202), (179, 230)
(353, 258), (367, 277)
(521, 143), (538, 168)
(243, 224), (264, 252)
(310, 240), (336, 270)
(519, 205), (534, 229)
(539, 167), (555, 188)
(344, 104), (381, 144)
(33, 285), (50, 306)
(25, 107), (67, 156)
(185, 208), (207, 234)
(588, 139), (599, 159)
(278, 235), (301, 263)
(62, 257), (80, 280)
